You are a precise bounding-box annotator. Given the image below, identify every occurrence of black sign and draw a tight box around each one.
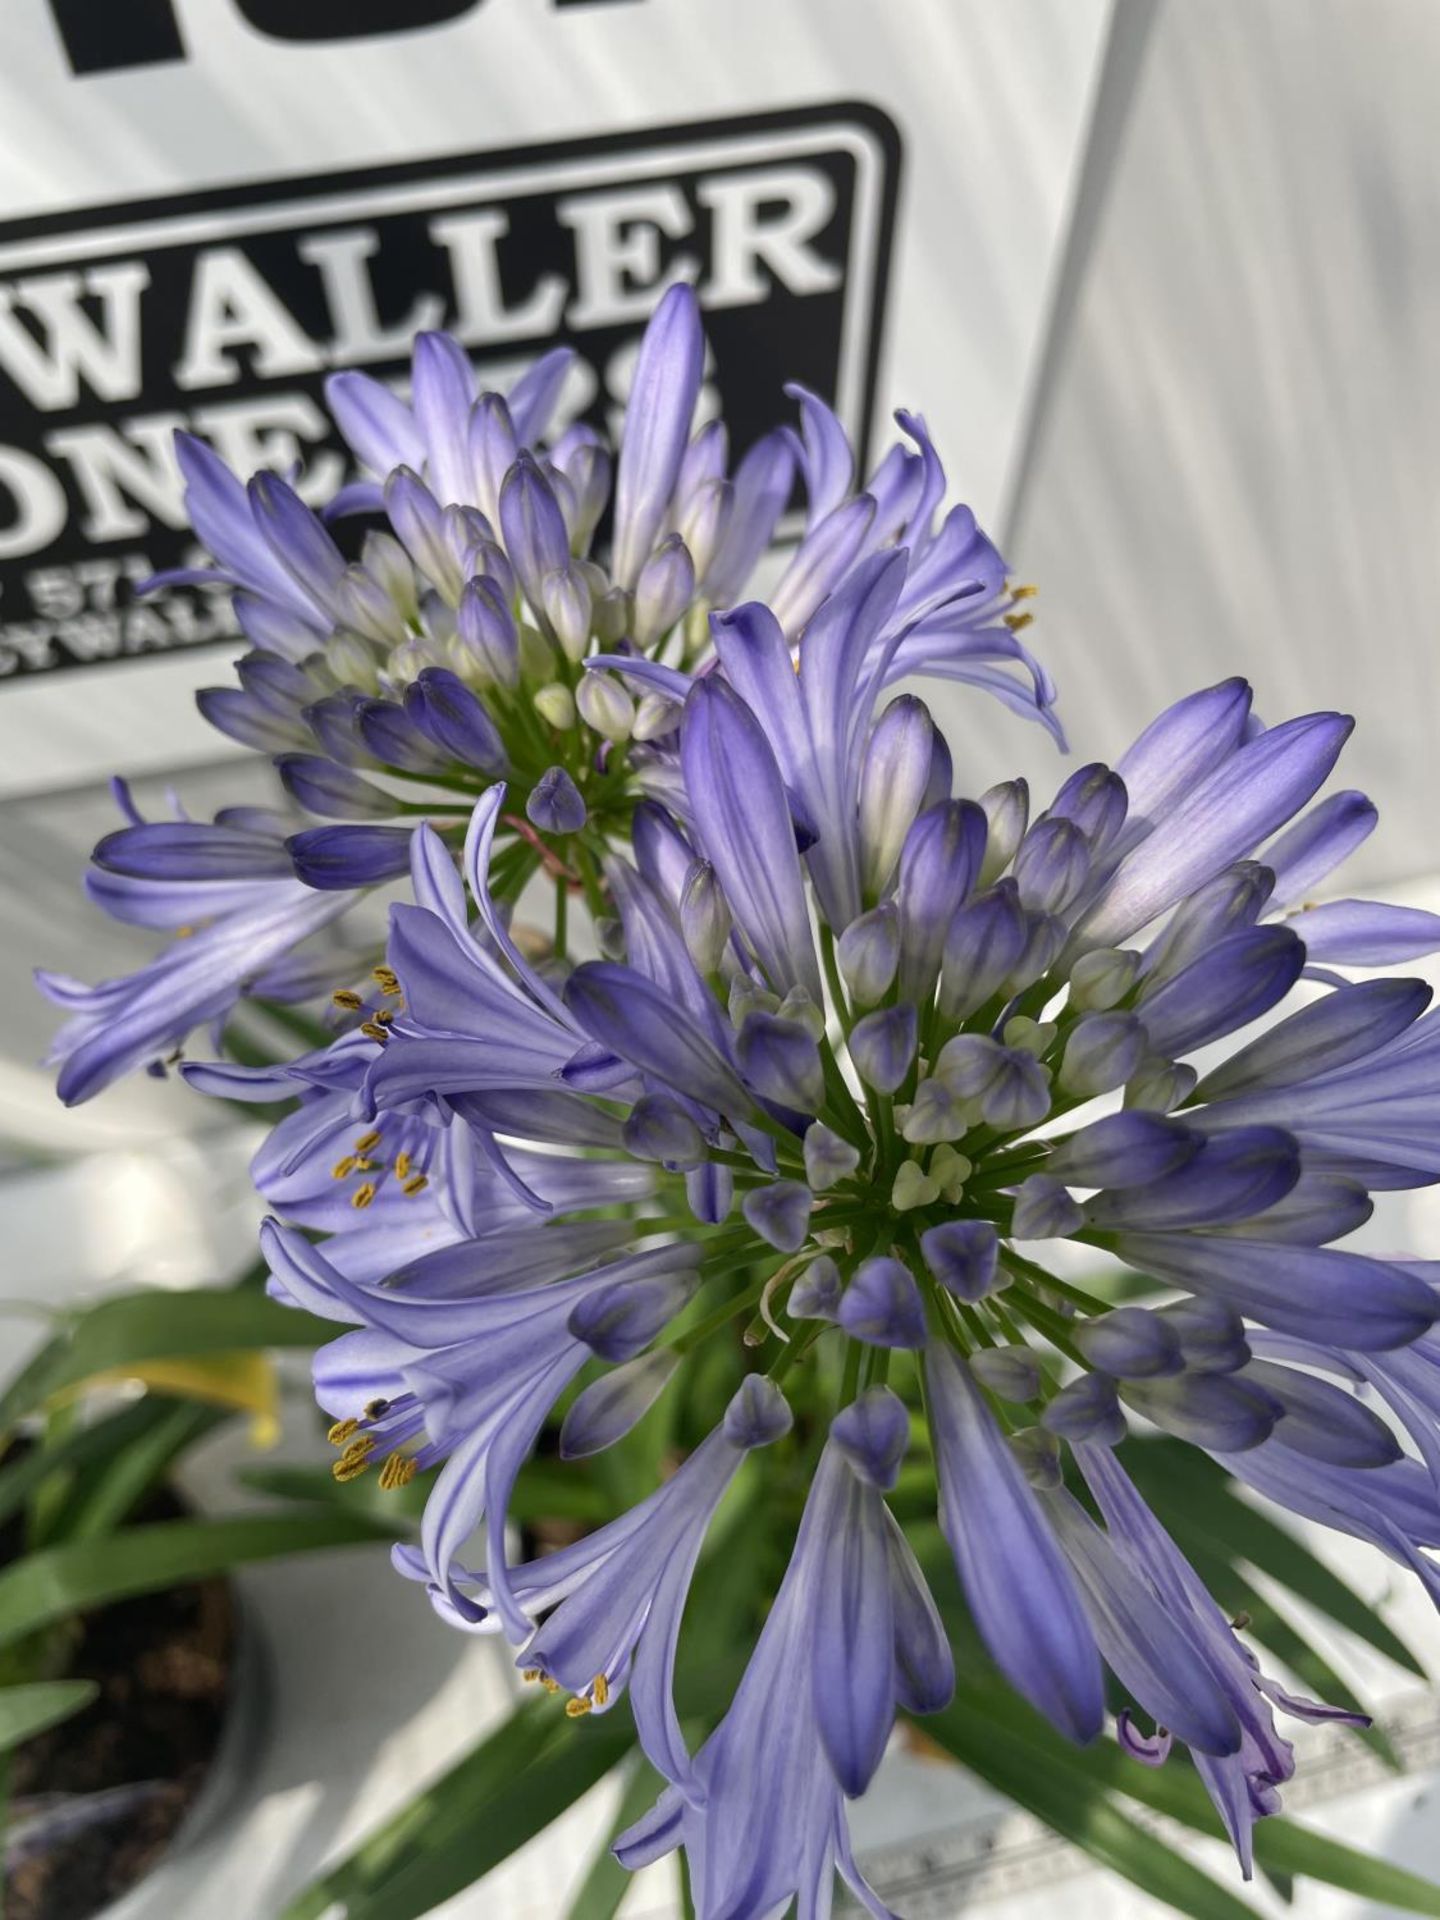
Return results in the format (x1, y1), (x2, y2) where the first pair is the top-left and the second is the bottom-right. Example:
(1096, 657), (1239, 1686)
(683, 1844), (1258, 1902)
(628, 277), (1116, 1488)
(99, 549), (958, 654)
(0, 103), (899, 681)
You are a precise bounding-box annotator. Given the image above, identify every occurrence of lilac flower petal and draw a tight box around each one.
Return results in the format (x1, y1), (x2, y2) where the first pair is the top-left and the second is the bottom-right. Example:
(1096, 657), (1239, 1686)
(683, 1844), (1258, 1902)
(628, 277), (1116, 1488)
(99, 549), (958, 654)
(1114, 678), (1253, 833)
(1289, 900), (1440, 966)
(926, 1338), (1104, 1742)
(1194, 976), (1431, 1100)
(1115, 1233), (1439, 1349)
(680, 678), (821, 1001)
(612, 283), (705, 588)
(1262, 791), (1377, 909)
(1085, 1128), (1300, 1232)
(704, 429), (796, 605)
(1138, 925), (1305, 1057)
(326, 369), (423, 475)
(1049, 1113), (1201, 1190)
(566, 960), (753, 1119)
(1075, 711), (1353, 953)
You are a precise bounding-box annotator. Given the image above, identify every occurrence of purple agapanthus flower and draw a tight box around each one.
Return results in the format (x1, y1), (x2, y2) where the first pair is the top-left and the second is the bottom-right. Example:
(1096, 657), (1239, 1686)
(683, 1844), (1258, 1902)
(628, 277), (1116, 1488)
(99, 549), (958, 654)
(250, 660), (1440, 1911)
(40, 286), (1049, 1101)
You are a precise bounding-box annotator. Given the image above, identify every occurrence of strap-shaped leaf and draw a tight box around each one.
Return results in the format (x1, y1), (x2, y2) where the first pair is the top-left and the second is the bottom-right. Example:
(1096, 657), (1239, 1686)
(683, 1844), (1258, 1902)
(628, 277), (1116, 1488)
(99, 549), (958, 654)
(1124, 1437), (1425, 1677)
(0, 1679), (98, 1755)
(0, 1289), (330, 1431)
(0, 1510), (392, 1650)
(922, 1691), (1263, 1920)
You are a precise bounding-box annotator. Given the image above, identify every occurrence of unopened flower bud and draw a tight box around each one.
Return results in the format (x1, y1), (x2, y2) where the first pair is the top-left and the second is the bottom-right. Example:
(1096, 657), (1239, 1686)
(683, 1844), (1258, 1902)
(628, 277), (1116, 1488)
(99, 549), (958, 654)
(681, 859), (732, 974)
(456, 577), (520, 688)
(633, 691), (683, 742)
(1010, 1173), (1083, 1240)
(836, 903), (899, 1008)
(1059, 1012), (1148, 1096)
(789, 1254), (843, 1320)
(803, 1123), (860, 1192)
(970, 1347), (1043, 1403)
(1009, 1425), (1064, 1490)
(526, 765), (587, 833)
(541, 563), (593, 663)
(977, 778), (1029, 886)
(859, 695), (937, 899)
(576, 669), (634, 742)
(1073, 1307), (1183, 1380)
(533, 682), (577, 730)
(1125, 1056), (1199, 1113)
(678, 477), (734, 582)
(1068, 946), (1141, 1012)
(919, 1220), (1001, 1300)
(848, 1004), (917, 1094)
(633, 534), (696, 648)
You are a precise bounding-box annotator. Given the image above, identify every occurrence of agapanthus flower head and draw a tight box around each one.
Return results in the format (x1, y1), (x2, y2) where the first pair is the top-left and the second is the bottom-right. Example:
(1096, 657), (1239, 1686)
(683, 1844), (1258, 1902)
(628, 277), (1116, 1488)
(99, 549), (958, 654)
(226, 650), (1440, 1907)
(39, 277), (1440, 1918)
(40, 284), (1050, 1102)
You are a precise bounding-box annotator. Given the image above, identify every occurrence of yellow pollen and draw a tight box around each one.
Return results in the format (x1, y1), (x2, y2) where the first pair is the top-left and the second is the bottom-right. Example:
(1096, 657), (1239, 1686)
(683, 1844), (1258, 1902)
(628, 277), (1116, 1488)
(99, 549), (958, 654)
(540, 1675), (561, 1695)
(378, 1452), (418, 1490)
(565, 1697), (592, 1718)
(339, 1434), (375, 1463)
(332, 1452), (373, 1483)
(327, 1418), (360, 1446)
(1009, 582), (1038, 600)
(352, 1182), (378, 1210)
(521, 1668), (541, 1684)
(402, 1173), (429, 1197)
(373, 966), (402, 997)
(1003, 610), (1034, 632)
(175, 925), (196, 939)
(360, 1021), (390, 1043)
(354, 1130), (383, 1153)
(394, 1151), (412, 1180)
(592, 1673), (610, 1707)
(331, 1155), (358, 1180)
(332, 989), (364, 1011)
(353, 1158), (379, 1173)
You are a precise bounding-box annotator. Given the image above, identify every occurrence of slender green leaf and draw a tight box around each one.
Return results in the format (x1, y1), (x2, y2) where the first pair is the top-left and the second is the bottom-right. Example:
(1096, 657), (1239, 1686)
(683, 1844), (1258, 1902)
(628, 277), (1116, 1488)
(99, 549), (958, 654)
(0, 1510), (392, 1650)
(0, 1398), (190, 1531)
(57, 1400), (224, 1544)
(0, 1289), (331, 1430)
(283, 1699), (563, 1920)
(0, 1679), (98, 1754)
(1126, 1440), (1426, 1678)
(960, 1693), (1440, 1917)
(1177, 1534), (1400, 1770)
(923, 1695), (1263, 1920)
(563, 1753), (666, 1920)
(344, 1723), (634, 1920)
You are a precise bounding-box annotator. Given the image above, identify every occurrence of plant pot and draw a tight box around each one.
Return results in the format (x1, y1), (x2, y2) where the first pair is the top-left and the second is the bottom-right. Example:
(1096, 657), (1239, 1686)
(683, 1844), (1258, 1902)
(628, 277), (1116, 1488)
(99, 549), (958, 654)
(3, 1492), (268, 1920)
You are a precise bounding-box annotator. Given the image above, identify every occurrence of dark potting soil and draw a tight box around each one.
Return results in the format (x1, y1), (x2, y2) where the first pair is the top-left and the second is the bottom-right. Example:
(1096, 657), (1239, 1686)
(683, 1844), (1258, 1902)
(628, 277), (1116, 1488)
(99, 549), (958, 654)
(3, 1486), (236, 1920)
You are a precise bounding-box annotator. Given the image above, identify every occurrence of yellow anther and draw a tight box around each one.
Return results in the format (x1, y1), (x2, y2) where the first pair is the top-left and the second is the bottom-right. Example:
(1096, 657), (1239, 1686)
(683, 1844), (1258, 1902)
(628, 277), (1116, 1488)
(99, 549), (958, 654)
(332, 1452), (373, 1483)
(592, 1673), (610, 1707)
(1003, 610), (1034, 632)
(521, 1668), (541, 1684)
(378, 1452), (418, 1491)
(394, 1150), (412, 1180)
(359, 1021), (390, 1043)
(332, 988), (365, 1011)
(540, 1675), (561, 1695)
(352, 1182), (378, 1210)
(339, 1434), (375, 1464)
(363, 1397), (391, 1420)
(175, 925), (196, 939)
(373, 964), (401, 990)
(353, 1159), (379, 1173)
(565, 1697), (592, 1718)
(327, 1418), (360, 1447)
(331, 1155), (358, 1180)
(373, 1007), (396, 1027)
(355, 1129), (383, 1153)
(402, 1173), (430, 1197)
(1009, 582), (1038, 600)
